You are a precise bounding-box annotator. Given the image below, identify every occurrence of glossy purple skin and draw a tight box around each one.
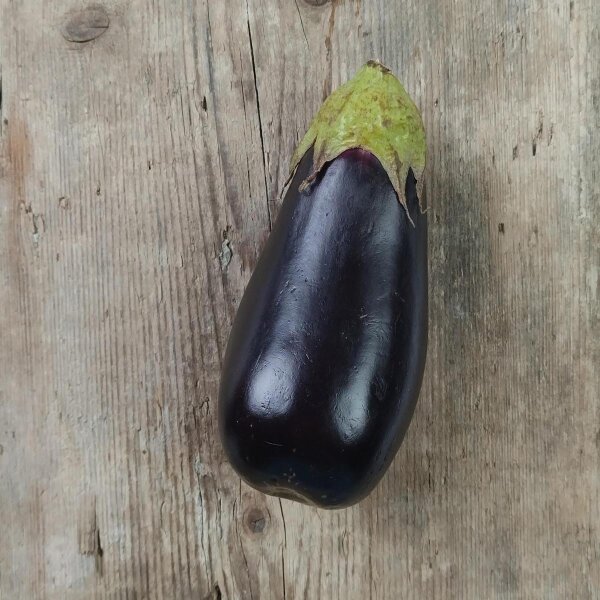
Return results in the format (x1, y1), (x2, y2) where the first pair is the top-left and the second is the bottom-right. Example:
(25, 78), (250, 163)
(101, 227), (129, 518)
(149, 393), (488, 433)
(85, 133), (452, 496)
(219, 148), (427, 508)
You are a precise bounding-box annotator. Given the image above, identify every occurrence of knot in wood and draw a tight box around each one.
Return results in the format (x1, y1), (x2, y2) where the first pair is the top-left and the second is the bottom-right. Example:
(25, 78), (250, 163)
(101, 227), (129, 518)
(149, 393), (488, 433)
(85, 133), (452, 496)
(244, 507), (268, 535)
(61, 6), (110, 43)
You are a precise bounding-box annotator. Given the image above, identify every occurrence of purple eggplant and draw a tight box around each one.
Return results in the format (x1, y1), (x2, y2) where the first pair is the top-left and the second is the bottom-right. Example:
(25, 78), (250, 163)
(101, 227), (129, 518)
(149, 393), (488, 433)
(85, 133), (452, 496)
(219, 61), (427, 508)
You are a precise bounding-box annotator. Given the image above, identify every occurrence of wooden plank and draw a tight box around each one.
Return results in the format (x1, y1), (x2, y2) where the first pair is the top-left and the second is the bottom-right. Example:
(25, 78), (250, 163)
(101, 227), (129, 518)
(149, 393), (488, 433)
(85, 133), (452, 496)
(1, 0), (598, 598)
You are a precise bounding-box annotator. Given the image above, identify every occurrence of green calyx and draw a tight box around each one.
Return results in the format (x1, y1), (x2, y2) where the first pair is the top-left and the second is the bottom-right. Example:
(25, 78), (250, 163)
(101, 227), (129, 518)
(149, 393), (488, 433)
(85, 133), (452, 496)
(289, 60), (426, 220)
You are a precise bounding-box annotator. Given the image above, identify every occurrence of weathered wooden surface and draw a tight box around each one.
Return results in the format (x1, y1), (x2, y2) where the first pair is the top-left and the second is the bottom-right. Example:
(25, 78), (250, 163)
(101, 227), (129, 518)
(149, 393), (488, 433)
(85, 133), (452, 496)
(1, 0), (599, 597)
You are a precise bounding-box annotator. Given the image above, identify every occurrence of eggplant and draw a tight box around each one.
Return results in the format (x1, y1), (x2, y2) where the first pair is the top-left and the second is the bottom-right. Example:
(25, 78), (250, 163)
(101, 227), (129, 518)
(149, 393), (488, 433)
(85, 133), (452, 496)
(219, 61), (427, 508)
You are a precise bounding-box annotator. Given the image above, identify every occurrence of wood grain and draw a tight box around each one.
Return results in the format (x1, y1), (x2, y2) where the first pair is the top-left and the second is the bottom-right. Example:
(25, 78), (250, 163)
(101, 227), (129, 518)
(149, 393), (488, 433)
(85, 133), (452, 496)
(1, 0), (598, 598)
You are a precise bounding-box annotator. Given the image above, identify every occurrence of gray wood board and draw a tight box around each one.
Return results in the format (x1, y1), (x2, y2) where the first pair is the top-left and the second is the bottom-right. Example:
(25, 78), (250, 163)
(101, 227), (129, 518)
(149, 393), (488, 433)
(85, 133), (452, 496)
(0, 0), (598, 597)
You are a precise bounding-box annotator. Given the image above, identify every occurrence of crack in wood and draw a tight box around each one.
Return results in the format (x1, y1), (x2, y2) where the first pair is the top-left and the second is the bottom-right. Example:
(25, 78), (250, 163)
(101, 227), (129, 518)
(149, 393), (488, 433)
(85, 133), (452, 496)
(0, 65), (3, 136)
(278, 498), (287, 546)
(203, 583), (222, 600)
(246, 2), (272, 231)
(278, 498), (288, 598)
(281, 549), (287, 600)
(78, 495), (103, 576)
(235, 497), (255, 600)
(294, 0), (309, 49)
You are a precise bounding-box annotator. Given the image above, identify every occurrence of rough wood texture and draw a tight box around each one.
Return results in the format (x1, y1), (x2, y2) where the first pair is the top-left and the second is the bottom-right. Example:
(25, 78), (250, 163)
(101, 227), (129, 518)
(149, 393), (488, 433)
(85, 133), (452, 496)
(1, 0), (599, 598)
